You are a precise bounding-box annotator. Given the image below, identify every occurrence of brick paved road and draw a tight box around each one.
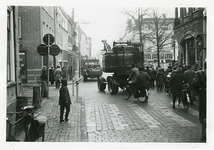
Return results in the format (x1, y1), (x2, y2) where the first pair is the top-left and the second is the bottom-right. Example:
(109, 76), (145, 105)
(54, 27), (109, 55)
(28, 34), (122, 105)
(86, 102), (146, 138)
(20, 74), (204, 144)
(79, 78), (202, 143)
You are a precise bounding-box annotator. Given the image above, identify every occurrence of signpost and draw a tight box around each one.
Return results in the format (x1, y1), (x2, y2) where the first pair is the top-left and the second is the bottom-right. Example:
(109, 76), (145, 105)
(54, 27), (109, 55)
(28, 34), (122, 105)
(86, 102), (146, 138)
(37, 34), (60, 99)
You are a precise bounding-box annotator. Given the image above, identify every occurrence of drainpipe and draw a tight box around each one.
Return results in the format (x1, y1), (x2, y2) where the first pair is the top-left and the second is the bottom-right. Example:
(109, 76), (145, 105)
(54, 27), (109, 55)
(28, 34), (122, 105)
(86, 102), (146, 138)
(13, 6), (19, 96)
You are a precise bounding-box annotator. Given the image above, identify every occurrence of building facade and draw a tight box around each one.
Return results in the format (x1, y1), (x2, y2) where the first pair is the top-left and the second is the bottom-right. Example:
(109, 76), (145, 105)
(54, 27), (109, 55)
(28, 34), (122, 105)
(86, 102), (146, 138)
(18, 6), (91, 83)
(121, 16), (176, 69)
(7, 6), (21, 113)
(18, 6), (55, 83)
(174, 7), (206, 69)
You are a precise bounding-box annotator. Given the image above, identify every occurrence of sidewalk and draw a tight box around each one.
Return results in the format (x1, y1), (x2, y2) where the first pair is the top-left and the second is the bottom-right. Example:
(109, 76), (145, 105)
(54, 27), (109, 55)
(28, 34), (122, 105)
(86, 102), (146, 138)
(17, 79), (87, 142)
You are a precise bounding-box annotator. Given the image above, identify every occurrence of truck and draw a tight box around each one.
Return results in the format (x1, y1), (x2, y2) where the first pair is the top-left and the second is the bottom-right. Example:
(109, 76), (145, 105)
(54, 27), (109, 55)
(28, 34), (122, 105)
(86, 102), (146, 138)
(97, 40), (144, 94)
(81, 57), (103, 81)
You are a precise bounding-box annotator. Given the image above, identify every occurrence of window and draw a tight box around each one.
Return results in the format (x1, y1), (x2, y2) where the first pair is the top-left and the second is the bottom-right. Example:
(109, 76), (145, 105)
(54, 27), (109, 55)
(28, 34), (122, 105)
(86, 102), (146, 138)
(193, 8), (199, 12)
(178, 8), (180, 18)
(160, 54), (164, 59)
(152, 54), (158, 59)
(7, 10), (11, 81)
(18, 17), (21, 38)
(46, 24), (48, 34)
(144, 54), (151, 60)
(7, 8), (15, 82)
(186, 7), (189, 14)
(49, 27), (51, 33)
(161, 25), (168, 30)
(165, 54), (172, 59)
(42, 21), (45, 36)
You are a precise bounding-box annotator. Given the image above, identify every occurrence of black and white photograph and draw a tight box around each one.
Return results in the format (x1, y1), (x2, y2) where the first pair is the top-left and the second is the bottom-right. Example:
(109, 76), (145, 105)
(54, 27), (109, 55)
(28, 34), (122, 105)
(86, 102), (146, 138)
(1, 0), (213, 149)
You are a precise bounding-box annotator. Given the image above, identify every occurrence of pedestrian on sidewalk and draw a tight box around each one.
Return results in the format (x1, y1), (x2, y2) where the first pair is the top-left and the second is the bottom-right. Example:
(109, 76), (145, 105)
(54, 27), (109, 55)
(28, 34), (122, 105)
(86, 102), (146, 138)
(54, 65), (62, 89)
(170, 65), (185, 109)
(149, 67), (157, 89)
(49, 66), (55, 85)
(184, 65), (196, 104)
(40, 70), (47, 97)
(59, 78), (72, 122)
(156, 68), (164, 91)
(192, 60), (206, 142)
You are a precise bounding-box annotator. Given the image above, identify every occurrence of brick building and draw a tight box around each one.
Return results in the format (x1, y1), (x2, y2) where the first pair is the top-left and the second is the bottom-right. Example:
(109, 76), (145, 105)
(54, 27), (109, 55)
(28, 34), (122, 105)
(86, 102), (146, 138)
(18, 6), (55, 83)
(174, 8), (207, 69)
(18, 6), (91, 83)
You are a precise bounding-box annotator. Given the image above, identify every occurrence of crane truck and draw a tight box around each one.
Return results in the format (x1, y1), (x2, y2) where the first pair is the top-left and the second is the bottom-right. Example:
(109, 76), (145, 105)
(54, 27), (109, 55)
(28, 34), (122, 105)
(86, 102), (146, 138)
(97, 40), (144, 94)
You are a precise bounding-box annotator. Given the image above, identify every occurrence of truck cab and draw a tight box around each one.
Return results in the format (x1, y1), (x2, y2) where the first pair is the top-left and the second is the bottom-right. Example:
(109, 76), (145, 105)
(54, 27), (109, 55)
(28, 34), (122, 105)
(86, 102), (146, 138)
(81, 57), (103, 81)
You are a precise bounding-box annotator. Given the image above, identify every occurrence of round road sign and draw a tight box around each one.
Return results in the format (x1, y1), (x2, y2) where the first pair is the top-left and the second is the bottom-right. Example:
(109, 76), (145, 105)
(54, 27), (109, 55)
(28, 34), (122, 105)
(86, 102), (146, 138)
(50, 44), (60, 56)
(43, 34), (55, 45)
(37, 44), (48, 55)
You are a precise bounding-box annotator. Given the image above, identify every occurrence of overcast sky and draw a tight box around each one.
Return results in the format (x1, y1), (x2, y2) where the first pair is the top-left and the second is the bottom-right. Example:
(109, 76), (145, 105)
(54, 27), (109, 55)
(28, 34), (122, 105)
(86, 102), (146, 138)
(63, 7), (128, 57)
(62, 7), (175, 57)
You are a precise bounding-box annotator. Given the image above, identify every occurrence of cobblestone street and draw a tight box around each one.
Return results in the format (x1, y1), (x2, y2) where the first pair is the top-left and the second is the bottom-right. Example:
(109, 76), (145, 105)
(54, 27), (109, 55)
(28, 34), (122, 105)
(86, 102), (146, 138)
(18, 77), (205, 145)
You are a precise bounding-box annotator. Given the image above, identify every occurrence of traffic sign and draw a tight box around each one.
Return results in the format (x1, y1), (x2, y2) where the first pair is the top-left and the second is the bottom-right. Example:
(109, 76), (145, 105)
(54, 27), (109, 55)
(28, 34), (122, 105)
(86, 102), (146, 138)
(43, 34), (55, 45)
(37, 44), (48, 55)
(50, 44), (60, 56)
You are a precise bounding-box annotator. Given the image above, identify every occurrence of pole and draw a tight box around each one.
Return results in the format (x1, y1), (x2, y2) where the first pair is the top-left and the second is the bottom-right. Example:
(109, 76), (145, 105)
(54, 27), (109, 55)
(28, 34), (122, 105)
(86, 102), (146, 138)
(76, 83), (78, 102)
(47, 35), (50, 99)
(72, 78), (74, 96)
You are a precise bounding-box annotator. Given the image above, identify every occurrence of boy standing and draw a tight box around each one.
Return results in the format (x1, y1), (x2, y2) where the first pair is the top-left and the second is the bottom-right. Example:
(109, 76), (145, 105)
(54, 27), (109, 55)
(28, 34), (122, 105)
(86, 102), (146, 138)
(59, 79), (71, 122)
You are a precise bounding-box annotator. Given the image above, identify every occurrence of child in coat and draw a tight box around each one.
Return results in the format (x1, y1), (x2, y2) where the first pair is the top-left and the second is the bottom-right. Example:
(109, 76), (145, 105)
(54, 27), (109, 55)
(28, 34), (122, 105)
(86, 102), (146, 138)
(59, 79), (71, 122)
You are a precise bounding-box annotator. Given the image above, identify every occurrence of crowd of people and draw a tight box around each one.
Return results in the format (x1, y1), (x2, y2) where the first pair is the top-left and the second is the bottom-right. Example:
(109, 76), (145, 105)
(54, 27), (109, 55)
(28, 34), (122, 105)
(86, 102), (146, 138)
(40, 65), (74, 89)
(128, 61), (206, 142)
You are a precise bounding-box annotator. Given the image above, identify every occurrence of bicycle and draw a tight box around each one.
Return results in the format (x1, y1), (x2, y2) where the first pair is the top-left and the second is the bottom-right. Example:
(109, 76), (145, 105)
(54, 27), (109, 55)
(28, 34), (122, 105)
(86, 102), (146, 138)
(177, 83), (190, 111)
(165, 81), (172, 96)
(123, 83), (148, 103)
(6, 105), (47, 142)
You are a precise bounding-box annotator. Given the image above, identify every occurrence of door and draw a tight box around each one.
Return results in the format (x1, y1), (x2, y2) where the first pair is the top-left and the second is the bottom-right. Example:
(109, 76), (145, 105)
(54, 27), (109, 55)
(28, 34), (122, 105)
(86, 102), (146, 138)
(19, 51), (27, 83)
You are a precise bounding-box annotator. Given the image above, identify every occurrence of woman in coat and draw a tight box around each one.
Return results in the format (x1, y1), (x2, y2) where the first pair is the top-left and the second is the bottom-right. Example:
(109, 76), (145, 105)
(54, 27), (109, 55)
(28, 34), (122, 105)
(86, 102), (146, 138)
(54, 65), (62, 89)
(156, 68), (164, 91)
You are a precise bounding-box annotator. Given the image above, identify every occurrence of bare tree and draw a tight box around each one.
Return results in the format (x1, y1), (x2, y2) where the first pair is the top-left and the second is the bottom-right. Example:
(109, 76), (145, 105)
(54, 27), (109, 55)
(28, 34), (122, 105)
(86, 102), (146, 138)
(145, 9), (174, 67)
(121, 7), (151, 63)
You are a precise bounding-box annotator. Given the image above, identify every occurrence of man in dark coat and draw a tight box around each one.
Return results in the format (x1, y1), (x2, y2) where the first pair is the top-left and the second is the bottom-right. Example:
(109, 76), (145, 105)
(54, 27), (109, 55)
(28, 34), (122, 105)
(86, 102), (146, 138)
(49, 66), (54, 85)
(59, 79), (72, 122)
(133, 66), (150, 102)
(170, 65), (185, 109)
(184, 66), (196, 104)
(128, 64), (139, 82)
(149, 67), (157, 89)
(192, 60), (206, 142)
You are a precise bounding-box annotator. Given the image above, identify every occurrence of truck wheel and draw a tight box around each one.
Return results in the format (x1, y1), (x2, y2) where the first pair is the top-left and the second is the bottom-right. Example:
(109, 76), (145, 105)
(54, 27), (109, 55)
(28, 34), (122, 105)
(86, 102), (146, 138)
(108, 78), (118, 94)
(97, 77), (106, 91)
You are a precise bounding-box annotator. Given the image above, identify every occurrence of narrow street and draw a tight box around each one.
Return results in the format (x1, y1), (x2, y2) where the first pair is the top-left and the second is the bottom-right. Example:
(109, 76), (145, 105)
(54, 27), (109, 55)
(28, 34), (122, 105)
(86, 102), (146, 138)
(20, 73), (202, 143)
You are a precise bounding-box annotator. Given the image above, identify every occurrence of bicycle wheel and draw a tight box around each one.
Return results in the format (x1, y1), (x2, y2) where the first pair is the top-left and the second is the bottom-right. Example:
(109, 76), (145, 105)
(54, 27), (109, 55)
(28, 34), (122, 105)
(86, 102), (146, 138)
(181, 91), (189, 111)
(137, 89), (148, 103)
(123, 85), (131, 100)
(185, 93), (190, 111)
